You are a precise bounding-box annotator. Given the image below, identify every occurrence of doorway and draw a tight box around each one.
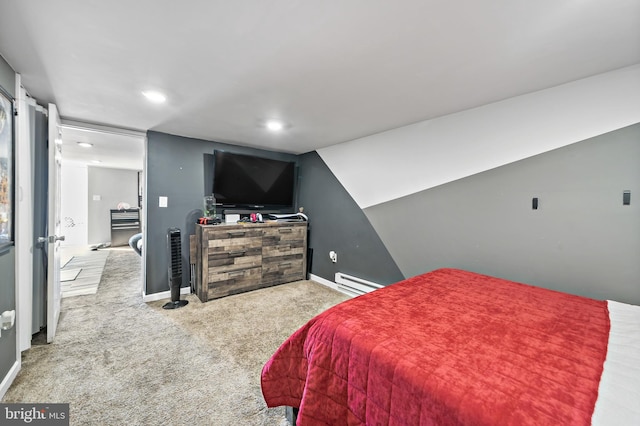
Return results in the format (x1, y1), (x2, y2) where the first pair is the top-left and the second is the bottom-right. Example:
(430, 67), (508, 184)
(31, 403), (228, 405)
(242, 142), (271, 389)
(58, 122), (145, 300)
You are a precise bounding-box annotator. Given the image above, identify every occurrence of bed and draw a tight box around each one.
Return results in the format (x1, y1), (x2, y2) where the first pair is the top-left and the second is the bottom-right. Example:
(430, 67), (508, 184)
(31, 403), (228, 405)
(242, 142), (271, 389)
(261, 268), (640, 425)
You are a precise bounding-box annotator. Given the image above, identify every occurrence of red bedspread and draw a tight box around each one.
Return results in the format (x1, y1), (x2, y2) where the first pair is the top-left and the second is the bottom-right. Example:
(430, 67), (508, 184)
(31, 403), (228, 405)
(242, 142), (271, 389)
(261, 269), (611, 425)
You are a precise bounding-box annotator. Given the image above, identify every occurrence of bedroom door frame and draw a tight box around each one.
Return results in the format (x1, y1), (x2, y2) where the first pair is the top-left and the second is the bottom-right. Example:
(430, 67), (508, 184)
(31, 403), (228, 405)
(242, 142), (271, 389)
(45, 103), (64, 343)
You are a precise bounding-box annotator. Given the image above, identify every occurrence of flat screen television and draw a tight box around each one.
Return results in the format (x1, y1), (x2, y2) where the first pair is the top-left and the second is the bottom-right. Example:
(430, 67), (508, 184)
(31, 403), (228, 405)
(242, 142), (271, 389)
(212, 150), (296, 210)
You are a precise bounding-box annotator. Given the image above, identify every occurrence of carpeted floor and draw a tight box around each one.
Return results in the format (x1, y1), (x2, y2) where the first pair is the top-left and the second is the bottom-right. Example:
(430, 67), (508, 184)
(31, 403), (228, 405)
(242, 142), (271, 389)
(2, 248), (349, 425)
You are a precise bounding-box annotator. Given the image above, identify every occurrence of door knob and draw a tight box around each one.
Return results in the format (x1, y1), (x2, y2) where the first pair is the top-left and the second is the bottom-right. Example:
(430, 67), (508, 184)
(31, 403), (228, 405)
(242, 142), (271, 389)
(37, 235), (66, 244)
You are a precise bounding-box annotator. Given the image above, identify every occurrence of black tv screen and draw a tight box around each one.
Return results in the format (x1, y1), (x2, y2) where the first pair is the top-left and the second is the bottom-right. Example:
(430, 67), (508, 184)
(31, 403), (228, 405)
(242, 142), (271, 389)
(213, 150), (295, 209)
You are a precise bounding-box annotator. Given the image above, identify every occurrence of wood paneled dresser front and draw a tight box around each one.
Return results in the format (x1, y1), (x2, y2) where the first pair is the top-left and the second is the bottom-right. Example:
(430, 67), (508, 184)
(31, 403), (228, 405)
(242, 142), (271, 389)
(195, 222), (307, 302)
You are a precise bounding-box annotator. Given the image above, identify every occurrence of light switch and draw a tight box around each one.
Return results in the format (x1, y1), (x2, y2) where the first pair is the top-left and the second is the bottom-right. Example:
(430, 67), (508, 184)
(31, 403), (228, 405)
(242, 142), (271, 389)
(159, 196), (168, 208)
(93, 195), (101, 201)
(623, 191), (631, 206)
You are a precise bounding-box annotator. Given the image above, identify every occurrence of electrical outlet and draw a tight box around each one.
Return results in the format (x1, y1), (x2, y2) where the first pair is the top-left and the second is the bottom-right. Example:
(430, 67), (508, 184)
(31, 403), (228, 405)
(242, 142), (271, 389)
(329, 251), (337, 263)
(1, 310), (15, 330)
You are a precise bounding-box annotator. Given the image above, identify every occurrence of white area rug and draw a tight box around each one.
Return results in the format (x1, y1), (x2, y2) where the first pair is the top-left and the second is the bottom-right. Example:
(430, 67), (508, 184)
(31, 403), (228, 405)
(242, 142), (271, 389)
(60, 268), (82, 282)
(61, 249), (110, 298)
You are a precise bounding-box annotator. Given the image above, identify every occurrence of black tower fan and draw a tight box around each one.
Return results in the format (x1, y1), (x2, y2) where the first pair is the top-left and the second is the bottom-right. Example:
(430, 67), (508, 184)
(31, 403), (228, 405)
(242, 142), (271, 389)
(163, 228), (189, 309)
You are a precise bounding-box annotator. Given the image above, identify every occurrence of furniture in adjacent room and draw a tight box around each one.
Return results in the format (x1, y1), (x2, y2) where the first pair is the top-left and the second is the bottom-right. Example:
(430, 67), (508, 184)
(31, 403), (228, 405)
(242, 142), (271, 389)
(194, 221), (307, 302)
(109, 209), (141, 247)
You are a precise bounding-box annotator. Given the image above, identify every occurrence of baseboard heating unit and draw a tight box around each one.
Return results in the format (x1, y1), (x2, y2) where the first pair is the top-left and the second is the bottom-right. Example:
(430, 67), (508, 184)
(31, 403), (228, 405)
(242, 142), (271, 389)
(334, 272), (384, 296)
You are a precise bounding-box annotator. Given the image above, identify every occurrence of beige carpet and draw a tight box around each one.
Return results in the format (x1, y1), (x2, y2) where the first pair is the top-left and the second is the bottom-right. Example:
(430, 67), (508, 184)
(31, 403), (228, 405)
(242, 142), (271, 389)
(2, 248), (349, 425)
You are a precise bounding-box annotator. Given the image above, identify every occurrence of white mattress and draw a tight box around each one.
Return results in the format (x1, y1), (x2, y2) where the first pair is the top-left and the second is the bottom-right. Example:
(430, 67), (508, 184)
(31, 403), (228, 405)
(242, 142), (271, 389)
(592, 300), (640, 425)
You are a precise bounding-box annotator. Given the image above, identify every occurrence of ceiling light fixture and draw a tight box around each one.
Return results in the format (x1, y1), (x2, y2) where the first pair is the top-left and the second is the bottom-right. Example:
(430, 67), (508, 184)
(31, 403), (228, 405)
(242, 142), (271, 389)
(142, 90), (166, 103)
(266, 120), (284, 131)
(91, 160), (102, 164)
(77, 142), (93, 148)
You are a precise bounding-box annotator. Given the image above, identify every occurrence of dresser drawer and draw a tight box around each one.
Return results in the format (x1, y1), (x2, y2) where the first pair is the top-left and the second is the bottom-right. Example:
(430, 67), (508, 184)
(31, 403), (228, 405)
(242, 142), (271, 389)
(262, 254), (305, 285)
(262, 225), (306, 259)
(262, 225), (305, 245)
(206, 252), (261, 273)
(207, 267), (262, 299)
(262, 243), (305, 259)
(207, 235), (262, 272)
(206, 227), (263, 241)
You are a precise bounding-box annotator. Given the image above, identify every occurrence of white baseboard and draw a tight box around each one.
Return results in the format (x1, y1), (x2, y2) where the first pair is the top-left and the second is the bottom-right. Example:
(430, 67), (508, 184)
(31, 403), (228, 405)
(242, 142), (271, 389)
(0, 360), (20, 400)
(142, 286), (191, 303)
(309, 274), (355, 298)
(144, 276), (352, 302)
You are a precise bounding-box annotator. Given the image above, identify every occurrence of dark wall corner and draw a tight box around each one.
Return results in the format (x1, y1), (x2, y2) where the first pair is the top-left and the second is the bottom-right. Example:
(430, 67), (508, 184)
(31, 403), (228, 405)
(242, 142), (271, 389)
(144, 131), (298, 296)
(297, 151), (403, 286)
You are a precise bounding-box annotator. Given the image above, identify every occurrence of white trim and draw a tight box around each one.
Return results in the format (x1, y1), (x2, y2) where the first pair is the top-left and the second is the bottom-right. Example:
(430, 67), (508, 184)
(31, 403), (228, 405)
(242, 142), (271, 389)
(60, 119), (146, 138)
(0, 361), (20, 400)
(309, 274), (355, 298)
(141, 136), (148, 304)
(15, 75), (33, 352)
(142, 286), (191, 303)
(7, 71), (22, 405)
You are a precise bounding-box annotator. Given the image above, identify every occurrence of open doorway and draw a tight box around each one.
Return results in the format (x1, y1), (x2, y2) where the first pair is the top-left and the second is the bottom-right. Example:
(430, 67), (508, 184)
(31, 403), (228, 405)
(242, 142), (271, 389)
(59, 121), (145, 299)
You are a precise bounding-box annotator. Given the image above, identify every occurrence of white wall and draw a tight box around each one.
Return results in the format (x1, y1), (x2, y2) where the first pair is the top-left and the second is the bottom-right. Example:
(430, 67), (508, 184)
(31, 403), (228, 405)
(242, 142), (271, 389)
(318, 64), (640, 209)
(60, 161), (88, 246)
(14, 78), (33, 353)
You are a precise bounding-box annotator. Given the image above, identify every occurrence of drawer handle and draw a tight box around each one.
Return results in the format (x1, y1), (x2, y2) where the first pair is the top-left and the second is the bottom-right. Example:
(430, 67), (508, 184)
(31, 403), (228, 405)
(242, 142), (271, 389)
(279, 262), (292, 267)
(229, 250), (246, 256)
(278, 245), (291, 251)
(228, 270), (246, 277)
(278, 228), (293, 233)
(228, 231), (246, 236)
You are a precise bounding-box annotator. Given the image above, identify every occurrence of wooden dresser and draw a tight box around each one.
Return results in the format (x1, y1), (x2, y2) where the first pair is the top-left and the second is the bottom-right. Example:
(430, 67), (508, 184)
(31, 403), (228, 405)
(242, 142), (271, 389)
(194, 222), (307, 302)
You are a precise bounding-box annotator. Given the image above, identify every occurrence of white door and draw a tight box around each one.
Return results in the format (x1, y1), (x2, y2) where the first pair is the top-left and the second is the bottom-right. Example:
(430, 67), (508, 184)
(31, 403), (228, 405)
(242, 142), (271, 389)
(46, 103), (64, 343)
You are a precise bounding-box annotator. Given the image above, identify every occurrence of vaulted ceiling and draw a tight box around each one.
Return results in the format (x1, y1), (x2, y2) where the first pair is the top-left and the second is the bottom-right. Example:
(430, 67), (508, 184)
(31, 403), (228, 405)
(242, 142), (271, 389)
(1, 0), (639, 158)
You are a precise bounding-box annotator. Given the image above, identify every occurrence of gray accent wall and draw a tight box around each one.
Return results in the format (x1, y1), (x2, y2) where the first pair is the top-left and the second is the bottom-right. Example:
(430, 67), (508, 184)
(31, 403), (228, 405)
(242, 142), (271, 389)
(0, 55), (15, 388)
(0, 248), (16, 382)
(0, 54), (15, 97)
(146, 125), (639, 304)
(365, 124), (640, 305)
(87, 167), (139, 245)
(145, 131), (297, 295)
(297, 152), (403, 285)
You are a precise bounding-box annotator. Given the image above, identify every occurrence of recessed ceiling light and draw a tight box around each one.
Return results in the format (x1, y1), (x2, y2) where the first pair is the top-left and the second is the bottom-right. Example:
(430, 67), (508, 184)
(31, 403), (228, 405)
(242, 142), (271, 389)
(142, 90), (166, 103)
(77, 142), (93, 148)
(266, 120), (284, 131)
